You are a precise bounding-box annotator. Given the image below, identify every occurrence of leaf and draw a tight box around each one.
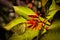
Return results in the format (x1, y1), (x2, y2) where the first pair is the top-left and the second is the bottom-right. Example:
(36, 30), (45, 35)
(46, 10), (58, 20)
(49, 0), (56, 11)
(13, 6), (30, 20)
(4, 17), (26, 30)
(48, 11), (60, 30)
(9, 29), (39, 40)
(13, 6), (36, 20)
(19, 6), (36, 15)
(11, 23), (26, 35)
(46, 0), (60, 20)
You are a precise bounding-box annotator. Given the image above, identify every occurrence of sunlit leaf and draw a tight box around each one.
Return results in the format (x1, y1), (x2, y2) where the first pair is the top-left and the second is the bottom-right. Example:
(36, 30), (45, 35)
(19, 6), (36, 15)
(9, 29), (39, 40)
(11, 23), (26, 35)
(13, 6), (31, 20)
(4, 17), (26, 30)
(46, 0), (60, 20)
(46, 10), (58, 20)
(49, 0), (56, 10)
(13, 6), (36, 20)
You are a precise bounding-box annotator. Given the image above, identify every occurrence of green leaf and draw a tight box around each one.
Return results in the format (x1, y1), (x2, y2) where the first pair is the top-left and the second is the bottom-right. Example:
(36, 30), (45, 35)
(46, 0), (60, 20)
(9, 29), (39, 40)
(19, 6), (36, 15)
(11, 23), (26, 35)
(47, 11), (60, 30)
(13, 6), (36, 20)
(4, 17), (26, 30)
(49, 0), (56, 11)
(46, 10), (58, 20)
(13, 6), (30, 20)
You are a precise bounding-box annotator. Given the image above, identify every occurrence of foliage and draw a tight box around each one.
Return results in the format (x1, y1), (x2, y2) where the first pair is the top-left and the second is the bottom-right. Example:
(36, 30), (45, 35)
(4, 0), (60, 40)
(4, 17), (26, 30)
